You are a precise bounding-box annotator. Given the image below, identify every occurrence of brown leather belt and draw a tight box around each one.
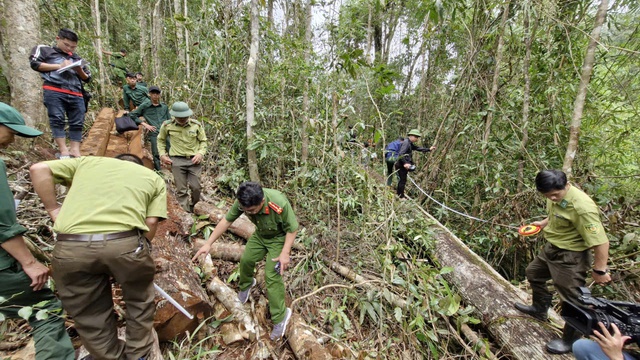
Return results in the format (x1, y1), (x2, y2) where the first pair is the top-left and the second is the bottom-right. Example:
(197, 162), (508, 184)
(56, 229), (139, 242)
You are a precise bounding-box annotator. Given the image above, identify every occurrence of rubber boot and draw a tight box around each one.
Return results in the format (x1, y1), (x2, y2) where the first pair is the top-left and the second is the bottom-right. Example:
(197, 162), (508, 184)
(514, 295), (551, 321)
(546, 323), (580, 354)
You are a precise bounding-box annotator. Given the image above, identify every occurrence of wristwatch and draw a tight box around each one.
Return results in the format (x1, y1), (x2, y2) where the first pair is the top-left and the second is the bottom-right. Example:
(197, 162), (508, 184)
(592, 268), (608, 275)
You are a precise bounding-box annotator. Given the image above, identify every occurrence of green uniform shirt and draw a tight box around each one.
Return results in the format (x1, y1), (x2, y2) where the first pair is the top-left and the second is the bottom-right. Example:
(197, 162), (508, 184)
(46, 157), (167, 234)
(226, 189), (299, 239)
(0, 160), (28, 271)
(157, 118), (208, 157)
(110, 53), (127, 70)
(129, 100), (171, 133)
(543, 185), (608, 251)
(122, 84), (149, 111)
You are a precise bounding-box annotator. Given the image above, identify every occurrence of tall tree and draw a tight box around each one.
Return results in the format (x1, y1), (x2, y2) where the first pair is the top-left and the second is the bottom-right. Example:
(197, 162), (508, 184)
(1, 0), (45, 126)
(92, 0), (108, 102)
(562, 0), (609, 176)
(300, 0), (313, 164)
(138, 0), (149, 74)
(246, 0), (260, 182)
(152, 0), (164, 79)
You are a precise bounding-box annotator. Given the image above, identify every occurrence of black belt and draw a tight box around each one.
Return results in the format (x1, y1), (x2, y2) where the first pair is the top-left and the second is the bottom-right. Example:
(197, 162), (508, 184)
(171, 155), (195, 159)
(56, 229), (139, 242)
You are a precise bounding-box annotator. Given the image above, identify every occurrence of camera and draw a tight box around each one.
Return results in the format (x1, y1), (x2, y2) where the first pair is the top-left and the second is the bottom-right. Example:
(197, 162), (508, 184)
(561, 287), (640, 342)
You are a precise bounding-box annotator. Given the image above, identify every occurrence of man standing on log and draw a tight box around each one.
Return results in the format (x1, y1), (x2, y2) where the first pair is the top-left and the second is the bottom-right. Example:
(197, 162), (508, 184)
(514, 169), (611, 354)
(394, 129), (436, 198)
(122, 72), (149, 111)
(129, 85), (170, 171)
(193, 181), (298, 341)
(30, 28), (91, 159)
(0, 103), (75, 360)
(30, 154), (167, 360)
(157, 102), (207, 212)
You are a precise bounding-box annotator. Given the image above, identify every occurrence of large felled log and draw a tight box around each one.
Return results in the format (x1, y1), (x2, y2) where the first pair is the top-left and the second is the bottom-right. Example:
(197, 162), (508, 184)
(151, 189), (213, 341)
(415, 207), (572, 360)
(193, 238), (244, 261)
(80, 107), (115, 156)
(207, 276), (259, 341)
(194, 202), (255, 239)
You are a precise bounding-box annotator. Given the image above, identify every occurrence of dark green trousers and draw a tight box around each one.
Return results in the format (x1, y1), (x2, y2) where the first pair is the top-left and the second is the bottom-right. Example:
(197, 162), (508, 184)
(526, 242), (590, 304)
(0, 261), (75, 360)
(146, 133), (161, 171)
(238, 234), (287, 323)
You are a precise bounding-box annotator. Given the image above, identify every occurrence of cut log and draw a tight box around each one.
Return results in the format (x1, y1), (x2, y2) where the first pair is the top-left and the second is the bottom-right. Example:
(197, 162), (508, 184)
(193, 238), (244, 262)
(207, 276), (258, 341)
(80, 108), (115, 156)
(287, 314), (333, 360)
(194, 202), (255, 239)
(415, 207), (572, 360)
(152, 193), (213, 341)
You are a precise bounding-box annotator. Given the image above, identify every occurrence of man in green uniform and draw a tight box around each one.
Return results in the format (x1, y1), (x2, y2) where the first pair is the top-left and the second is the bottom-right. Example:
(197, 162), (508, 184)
(193, 182), (298, 341)
(123, 72), (149, 111)
(30, 154), (167, 360)
(0, 102), (75, 360)
(514, 170), (611, 354)
(135, 72), (147, 88)
(102, 48), (128, 84)
(157, 102), (207, 212)
(129, 86), (171, 171)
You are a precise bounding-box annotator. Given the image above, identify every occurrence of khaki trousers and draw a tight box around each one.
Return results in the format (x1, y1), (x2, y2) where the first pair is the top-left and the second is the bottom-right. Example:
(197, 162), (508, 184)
(52, 234), (155, 360)
(170, 156), (202, 211)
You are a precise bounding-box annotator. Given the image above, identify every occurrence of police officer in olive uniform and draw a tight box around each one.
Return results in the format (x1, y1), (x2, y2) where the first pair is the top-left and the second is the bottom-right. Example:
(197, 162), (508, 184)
(514, 170), (611, 354)
(0, 102), (75, 360)
(193, 182), (298, 341)
(157, 102), (208, 212)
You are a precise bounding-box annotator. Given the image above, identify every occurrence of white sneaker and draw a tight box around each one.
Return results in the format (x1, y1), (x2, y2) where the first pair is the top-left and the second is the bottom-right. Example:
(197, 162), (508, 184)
(270, 308), (292, 340)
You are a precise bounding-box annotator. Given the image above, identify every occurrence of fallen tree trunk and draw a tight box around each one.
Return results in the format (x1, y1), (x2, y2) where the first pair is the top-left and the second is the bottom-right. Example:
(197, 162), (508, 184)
(152, 194), (213, 341)
(207, 276), (259, 341)
(194, 202), (255, 239)
(415, 206), (572, 360)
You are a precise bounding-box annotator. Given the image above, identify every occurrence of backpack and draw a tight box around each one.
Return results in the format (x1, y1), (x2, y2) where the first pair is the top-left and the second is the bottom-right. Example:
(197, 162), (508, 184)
(384, 139), (402, 161)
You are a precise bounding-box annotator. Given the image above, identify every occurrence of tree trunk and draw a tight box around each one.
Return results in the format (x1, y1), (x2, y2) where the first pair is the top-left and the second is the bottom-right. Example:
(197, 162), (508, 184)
(246, 0), (261, 182)
(300, 0), (312, 164)
(174, 0), (185, 68)
(562, 0), (609, 177)
(482, 0), (511, 157)
(518, 4), (539, 192)
(207, 277), (259, 341)
(184, 0), (190, 80)
(91, 0), (108, 102)
(195, 202), (256, 239)
(1, 0), (45, 127)
(138, 0), (149, 75)
(152, 0), (163, 79)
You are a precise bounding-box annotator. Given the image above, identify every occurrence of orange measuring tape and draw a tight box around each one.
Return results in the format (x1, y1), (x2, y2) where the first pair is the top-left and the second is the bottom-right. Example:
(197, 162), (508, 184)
(518, 224), (541, 237)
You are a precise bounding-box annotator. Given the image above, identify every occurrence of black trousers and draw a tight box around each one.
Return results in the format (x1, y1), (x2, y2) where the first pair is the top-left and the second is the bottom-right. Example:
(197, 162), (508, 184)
(395, 162), (408, 197)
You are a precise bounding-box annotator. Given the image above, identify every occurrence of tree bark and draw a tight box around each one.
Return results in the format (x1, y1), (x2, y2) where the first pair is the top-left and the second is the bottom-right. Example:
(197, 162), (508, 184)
(246, 0), (261, 182)
(152, 0), (163, 79)
(138, 0), (149, 75)
(562, 0), (609, 177)
(91, 0), (108, 102)
(207, 276), (259, 341)
(184, 0), (190, 80)
(1, 0), (45, 127)
(300, 0), (312, 164)
(174, 0), (185, 68)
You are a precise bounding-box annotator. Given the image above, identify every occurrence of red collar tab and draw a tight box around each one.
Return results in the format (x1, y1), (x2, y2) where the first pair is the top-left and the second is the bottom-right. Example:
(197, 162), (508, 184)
(268, 201), (283, 214)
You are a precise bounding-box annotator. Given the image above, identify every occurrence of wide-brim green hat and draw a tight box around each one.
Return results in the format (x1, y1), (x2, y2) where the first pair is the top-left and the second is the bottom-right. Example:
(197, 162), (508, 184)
(170, 101), (194, 117)
(407, 129), (421, 137)
(0, 102), (42, 138)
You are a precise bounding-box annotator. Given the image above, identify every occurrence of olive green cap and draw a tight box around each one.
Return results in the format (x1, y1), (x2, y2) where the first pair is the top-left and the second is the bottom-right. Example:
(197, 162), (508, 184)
(407, 129), (421, 137)
(170, 102), (193, 118)
(0, 102), (42, 138)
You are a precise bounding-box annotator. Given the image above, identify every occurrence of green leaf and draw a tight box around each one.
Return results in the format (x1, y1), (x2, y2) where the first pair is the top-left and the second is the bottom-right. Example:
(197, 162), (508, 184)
(18, 306), (33, 320)
(0, 312), (5, 322)
(33, 300), (50, 308)
(394, 307), (403, 323)
(0, 296), (6, 304)
(35, 310), (49, 320)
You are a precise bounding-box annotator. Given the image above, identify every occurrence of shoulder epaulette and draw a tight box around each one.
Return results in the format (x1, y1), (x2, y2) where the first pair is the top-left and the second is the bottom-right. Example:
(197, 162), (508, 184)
(268, 201), (283, 214)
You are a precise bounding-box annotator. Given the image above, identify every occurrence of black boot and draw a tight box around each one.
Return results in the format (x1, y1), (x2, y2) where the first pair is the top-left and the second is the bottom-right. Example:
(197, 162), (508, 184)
(514, 295), (551, 321)
(546, 324), (581, 354)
